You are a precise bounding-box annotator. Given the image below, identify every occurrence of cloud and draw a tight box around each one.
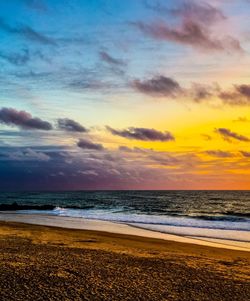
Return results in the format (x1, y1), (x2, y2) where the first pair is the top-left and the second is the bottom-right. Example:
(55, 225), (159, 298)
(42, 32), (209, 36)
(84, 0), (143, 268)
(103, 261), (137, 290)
(219, 84), (250, 105)
(0, 143), (245, 190)
(131, 75), (250, 106)
(216, 128), (250, 142)
(99, 51), (125, 66)
(9, 148), (50, 161)
(99, 50), (126, 76)
(0, 107), (52, 130)
(57, 118), (88, 133)
(119, 146), (145, 153)
(107, 126), (175, 141)
(77, 139), (104, 151)
(0, 18), (56, 45)
(190, 83), (250, 106)
(134, 1), (242, 53)
(236, 84), (250, 98)
(145, 1), (226, 25)
(147, 153), (178, 165)
(132, 76), (182, 97)
(0, 49), (30, 66)
(240, 151), (250, 158)
(233, 117), (250, 123)
(133, 19), (242, 53)
(78, 170), (99, 176)
(205, 150), (234, 158)
(0, 48), (50, 67)
(189, 83), (220, 102)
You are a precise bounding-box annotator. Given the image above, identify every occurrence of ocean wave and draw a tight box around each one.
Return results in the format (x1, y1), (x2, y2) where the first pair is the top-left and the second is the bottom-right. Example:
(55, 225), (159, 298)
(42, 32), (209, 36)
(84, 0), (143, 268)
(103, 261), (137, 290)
(1, 202), (249, 219)
(1, 202), (250, 231)
(30, 207), (250, 232)
(0, 202), (55, 211)
(0, 202), (94, 211)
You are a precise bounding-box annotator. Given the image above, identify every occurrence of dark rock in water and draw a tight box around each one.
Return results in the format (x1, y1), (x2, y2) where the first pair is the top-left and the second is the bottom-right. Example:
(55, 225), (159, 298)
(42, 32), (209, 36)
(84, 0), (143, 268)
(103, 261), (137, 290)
(0, 202), (55, 211)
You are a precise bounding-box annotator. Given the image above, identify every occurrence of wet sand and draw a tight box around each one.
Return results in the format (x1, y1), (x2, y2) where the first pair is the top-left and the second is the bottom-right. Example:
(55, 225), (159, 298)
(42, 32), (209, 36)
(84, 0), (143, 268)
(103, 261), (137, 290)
(0, 221), (250, 301)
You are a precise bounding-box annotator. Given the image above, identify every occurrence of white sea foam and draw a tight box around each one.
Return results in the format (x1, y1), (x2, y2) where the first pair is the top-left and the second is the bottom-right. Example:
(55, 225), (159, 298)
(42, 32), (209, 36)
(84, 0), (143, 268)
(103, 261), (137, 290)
(20, 207), (250, 241)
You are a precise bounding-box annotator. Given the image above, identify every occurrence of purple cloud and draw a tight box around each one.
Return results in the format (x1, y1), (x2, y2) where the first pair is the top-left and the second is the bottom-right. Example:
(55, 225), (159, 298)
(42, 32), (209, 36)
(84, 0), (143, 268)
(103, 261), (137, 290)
(133, 19), (242, 52)
(132, 76), (182, 97)
(144, 1), (225, 25)
(219, 84), (250, 105)
(236, 84), (250, 98)
(240, 151), (250, 158)
(0, 107), (52, 130)
(57, 118), (87, 133)
(107, 126), (175, 142)
(134, 1), (242, 53)
(205, 150), (234, 158)
(216, 128), (250, 142)
(77, 139), (104, 151)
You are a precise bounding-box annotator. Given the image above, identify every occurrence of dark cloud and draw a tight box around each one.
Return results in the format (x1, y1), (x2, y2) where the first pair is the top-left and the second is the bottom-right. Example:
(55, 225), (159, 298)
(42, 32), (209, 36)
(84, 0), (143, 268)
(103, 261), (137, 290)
(135, 1), (242, 53)
(99, 51), (125, 66)
(205, 150), (234, 158)
(0, 144), (234, 191)
(57, 118), (88, 133)
(131, 75), (250, 106)
(189, 82), (250, 106)
(236, 84), (250, 98)
(0, 107), (52, 130)
(0, 145), (153, 190)
(77, 139), (104, 151)
(0, 18), (56, 45)
(216, 128), (250, 142)
(132, 75), (182, 97)
(240, 151), (250, 158)
(219, 84), (250, 105)
(107, 126), (175, 141)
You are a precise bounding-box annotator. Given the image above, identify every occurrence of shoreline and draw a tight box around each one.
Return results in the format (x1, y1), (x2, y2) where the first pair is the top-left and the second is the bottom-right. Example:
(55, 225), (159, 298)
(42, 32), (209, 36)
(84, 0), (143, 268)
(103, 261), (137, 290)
(0, 212), (249, 251)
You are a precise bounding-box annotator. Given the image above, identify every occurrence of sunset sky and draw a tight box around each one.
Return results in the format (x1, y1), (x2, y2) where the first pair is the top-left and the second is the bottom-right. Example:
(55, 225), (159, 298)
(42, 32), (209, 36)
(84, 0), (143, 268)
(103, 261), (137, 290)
(0, 0), (250, 190)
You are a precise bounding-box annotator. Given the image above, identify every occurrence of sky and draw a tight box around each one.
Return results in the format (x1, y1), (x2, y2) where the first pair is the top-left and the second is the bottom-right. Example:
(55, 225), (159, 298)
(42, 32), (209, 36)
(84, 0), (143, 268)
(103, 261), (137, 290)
(0, 0), (250, 190)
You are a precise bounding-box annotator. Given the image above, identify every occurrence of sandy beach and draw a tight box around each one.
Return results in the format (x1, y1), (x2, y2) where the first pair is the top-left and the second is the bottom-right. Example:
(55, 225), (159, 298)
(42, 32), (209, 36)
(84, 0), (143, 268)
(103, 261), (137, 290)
(0, 219), (249, 301)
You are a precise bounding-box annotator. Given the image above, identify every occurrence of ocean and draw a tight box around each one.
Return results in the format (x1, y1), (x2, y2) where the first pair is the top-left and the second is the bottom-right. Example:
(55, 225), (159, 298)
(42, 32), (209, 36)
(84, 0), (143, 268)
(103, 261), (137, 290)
(0, 191), (249, 239)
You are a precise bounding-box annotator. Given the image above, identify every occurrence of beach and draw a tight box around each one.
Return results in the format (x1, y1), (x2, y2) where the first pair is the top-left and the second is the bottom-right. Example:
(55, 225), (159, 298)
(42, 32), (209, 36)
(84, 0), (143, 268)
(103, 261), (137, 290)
(0, 217), (249, 301)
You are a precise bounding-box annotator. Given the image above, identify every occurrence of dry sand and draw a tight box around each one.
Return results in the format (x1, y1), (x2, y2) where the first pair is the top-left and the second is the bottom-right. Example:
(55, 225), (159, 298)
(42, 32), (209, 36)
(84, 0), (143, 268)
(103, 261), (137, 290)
(0, 221), (249, 301)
